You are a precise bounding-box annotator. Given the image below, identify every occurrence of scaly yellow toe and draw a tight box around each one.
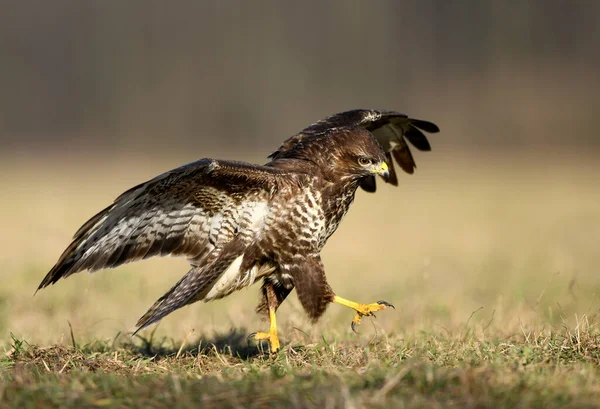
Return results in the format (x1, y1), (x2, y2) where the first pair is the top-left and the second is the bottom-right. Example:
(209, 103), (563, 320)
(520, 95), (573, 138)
(334, 296), (395, 333)
(250, 330), (280, 353)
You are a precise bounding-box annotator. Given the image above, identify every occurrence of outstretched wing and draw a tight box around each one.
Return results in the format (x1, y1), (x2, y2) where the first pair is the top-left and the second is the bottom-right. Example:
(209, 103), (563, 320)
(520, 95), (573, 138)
(37, 158), (292, 291)
(269, 109), (439, 191)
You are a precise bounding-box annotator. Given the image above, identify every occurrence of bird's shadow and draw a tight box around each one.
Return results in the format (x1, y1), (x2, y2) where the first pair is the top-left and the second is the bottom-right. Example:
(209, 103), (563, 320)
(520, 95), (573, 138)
(115, 327), (268, 360)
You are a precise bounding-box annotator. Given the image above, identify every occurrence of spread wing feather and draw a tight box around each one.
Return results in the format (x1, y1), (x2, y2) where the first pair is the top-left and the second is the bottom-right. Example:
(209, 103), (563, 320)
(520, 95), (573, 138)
(37, 158), (292, 291)
(269, 109), (439, 191)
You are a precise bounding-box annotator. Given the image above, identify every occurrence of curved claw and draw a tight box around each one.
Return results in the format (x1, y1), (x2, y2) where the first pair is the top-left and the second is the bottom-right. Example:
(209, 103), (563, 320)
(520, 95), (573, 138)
(247, 331), (280, 353)
(336, 297), (395, 336)
(377, 300), (395, 309)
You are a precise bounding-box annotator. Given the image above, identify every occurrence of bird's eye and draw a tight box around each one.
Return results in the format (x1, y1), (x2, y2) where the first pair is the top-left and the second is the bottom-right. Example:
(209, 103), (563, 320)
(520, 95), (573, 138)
(358, 157), (372, 166)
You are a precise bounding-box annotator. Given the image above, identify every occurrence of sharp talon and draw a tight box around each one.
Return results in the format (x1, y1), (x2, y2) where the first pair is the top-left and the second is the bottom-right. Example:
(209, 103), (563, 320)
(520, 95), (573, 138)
(377, 300), (395, 309)
(351, 321), (359, 334)
(246, 332), (256, 345)
(370, 312), (377, 318)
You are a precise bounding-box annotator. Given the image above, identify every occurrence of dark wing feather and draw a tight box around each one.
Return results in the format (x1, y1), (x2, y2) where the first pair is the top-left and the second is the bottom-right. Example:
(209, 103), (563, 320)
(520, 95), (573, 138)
(384, 151), (398, 186)
(38, 159), (292, 291)
(391, 141), (416, 175)
(359, 175), (378, 193)
(404, 127), (431, 151)
(269, 109), (439, 191)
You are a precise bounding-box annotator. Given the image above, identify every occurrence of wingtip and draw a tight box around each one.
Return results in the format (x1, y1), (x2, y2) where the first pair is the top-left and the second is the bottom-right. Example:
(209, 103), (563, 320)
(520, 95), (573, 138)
(412, 119), (440, 134)
(36, 265), (65, 293)
(35, 274), (54, 295)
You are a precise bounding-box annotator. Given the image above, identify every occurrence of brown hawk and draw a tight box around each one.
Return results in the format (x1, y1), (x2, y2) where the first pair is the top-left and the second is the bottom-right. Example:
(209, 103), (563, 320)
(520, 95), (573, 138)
(37, 109), (439, 352)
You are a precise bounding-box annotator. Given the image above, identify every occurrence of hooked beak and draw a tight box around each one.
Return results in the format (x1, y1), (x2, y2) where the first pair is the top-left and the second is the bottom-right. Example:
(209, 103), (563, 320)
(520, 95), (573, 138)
(375, 161), (390, 182)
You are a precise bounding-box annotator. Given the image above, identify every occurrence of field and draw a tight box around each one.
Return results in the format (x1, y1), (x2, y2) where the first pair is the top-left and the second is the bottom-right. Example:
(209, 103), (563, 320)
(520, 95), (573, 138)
(1, 151), (600, 408)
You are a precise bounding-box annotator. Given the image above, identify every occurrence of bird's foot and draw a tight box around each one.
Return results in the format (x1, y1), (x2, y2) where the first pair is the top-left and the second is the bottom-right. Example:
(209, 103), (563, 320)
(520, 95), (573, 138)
(350, 300), (395, 333)
(248, 329), (280, 353)
(333, 296), (395, 333)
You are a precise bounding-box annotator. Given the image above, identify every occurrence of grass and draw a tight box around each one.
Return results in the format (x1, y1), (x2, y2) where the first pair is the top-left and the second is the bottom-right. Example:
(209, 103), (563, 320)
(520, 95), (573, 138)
(1, 151), (600, 407)
(2, 323), (600, 408)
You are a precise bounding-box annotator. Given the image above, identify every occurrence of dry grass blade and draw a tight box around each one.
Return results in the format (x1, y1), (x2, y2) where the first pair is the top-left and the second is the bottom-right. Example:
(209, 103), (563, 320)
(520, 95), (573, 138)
(176, 330), (195, 359)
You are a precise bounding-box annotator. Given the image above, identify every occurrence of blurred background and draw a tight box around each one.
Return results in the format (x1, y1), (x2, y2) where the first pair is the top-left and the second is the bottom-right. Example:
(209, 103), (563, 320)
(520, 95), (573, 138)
(1, 1), (599, 346)
(2, 0), (599, 154)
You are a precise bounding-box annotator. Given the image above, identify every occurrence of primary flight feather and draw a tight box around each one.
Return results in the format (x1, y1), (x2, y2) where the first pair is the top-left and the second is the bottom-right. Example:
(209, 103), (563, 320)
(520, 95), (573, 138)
(38, 109), (439, 352)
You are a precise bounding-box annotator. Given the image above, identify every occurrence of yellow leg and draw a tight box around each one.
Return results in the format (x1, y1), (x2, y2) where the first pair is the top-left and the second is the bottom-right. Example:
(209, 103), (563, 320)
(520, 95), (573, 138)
(333, 295), (395, 333)
(249, 307), (280, 353)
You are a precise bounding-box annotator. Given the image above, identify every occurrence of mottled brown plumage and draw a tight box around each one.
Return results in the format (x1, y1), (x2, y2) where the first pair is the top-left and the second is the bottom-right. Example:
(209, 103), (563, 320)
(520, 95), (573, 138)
(37, 109), (439, 340)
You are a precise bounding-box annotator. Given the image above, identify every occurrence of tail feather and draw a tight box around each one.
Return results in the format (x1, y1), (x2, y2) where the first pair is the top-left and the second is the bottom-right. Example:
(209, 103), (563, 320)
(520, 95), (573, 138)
(134, 267), (203, 333)
(134, 242), (246, 333)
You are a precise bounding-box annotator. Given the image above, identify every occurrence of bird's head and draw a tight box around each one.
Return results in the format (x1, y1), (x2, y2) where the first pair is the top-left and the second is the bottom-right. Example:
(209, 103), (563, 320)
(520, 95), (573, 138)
(322, 127), (389, 184)
(268, 126), (389, 185)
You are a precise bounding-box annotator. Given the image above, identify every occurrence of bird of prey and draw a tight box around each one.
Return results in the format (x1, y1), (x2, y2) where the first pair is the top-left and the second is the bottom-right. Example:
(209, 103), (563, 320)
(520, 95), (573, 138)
(37, 109), (439, 353)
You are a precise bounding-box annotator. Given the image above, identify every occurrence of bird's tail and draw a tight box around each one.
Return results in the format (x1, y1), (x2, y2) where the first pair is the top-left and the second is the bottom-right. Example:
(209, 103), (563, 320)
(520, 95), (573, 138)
(134, 266), (205, 333)
(134, 244), (245, 333)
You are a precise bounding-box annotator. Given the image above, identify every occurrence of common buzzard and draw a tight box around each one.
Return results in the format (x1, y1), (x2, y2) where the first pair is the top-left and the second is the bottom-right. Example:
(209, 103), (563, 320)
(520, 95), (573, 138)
(38, 109), (439, 352)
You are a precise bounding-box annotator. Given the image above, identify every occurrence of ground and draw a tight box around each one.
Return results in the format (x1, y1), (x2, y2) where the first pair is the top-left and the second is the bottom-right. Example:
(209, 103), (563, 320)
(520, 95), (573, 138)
(1, 152), (599, 408)
(2, 325), (600, 408)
